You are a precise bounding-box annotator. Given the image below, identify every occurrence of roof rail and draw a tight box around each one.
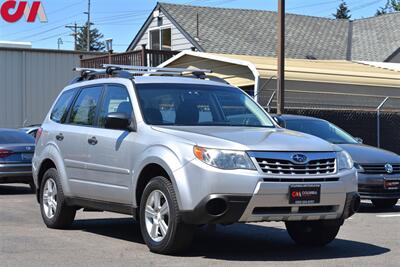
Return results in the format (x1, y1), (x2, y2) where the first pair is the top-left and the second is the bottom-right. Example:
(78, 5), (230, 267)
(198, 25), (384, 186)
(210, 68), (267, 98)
(70, 65), (223, 85)
(102, 64), (212, 75)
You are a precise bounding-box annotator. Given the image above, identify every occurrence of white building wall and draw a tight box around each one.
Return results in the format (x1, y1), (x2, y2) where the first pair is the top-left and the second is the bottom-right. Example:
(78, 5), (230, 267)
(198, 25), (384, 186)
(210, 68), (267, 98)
(133, 10), (193, 51)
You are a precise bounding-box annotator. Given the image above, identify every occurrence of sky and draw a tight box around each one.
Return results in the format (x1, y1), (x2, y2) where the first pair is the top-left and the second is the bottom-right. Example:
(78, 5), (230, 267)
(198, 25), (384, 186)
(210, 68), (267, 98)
(0, 0), (389, 52)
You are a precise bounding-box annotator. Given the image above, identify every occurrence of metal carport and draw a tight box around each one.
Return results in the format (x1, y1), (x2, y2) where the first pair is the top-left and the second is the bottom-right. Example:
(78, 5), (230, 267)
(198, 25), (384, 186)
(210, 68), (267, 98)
(159, 51), (400, 111)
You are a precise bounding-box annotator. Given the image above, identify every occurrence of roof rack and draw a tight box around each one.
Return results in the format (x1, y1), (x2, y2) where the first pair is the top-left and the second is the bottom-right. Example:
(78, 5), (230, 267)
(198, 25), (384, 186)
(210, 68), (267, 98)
(70, 64), (226, 85)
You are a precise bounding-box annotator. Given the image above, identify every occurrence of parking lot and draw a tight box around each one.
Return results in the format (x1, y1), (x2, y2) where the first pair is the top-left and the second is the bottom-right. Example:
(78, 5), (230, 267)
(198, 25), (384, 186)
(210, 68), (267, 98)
(0, 184), (398, 267)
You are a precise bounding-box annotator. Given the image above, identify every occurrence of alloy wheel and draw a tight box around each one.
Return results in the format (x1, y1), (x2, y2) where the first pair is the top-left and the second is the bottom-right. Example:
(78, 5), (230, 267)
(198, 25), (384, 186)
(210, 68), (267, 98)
(144, 190), (170, 242)
(42, 178), (58, 219)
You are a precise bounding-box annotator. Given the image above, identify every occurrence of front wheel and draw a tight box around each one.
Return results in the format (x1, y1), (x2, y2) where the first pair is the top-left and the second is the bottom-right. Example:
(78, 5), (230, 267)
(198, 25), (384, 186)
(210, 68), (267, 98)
(285, 220), (341, 246)
(139, 176), (194, 254)
(39, 168), (76, 229)
(371, 199), (398, 209)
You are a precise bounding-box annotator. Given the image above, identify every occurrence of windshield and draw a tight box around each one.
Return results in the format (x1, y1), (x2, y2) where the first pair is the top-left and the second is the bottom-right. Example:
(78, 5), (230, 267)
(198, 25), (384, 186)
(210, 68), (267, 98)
(135, 83), (275, 128)
(285, 119), (358, 144)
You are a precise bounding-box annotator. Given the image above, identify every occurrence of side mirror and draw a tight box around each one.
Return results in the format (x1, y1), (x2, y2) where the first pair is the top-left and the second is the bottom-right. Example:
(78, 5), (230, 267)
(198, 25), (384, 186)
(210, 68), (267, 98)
(354, 137), (363, 144)
(273, 117), (285, 127)
(105, 112), (132, 131)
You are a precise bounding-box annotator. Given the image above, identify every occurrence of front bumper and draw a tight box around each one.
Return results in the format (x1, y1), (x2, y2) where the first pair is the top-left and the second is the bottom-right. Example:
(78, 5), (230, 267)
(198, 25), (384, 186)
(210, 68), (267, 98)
(358, 173), (400, 199)
(0, 163), (33, 184)
(178, 163), (359, 224)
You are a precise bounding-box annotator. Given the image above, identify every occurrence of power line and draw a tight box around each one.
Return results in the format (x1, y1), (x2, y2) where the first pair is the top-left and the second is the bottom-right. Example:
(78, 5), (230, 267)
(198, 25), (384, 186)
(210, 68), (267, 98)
(288, 0), (340, 11)
(12, 24), (68, 41)
(66, 23), (85, 50)
(351, 0), (384, 12)
(31, 31), (70, 42)
(46, 1), (83, 16)
(3, 12), (83, 39)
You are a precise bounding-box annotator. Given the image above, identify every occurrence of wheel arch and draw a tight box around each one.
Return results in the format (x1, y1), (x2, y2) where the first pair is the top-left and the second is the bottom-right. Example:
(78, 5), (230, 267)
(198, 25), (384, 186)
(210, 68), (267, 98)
(36, 158), (57, 203)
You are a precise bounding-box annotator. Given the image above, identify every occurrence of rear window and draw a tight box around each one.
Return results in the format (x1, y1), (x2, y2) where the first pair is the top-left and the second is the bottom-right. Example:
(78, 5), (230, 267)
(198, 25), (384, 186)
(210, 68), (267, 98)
(51, 89), (76, 123)
(0, 131), (35, 144)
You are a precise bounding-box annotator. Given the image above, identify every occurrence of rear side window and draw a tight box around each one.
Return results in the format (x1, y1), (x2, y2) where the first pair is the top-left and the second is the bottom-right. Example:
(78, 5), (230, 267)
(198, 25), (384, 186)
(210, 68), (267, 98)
(69, 86), (103, 126)
(0, 131), (34, 144)
(50, 89), (76, 123)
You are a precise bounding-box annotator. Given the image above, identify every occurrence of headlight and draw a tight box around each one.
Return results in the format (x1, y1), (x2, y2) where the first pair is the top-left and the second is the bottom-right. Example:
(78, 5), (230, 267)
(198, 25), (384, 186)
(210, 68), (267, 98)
(337, 150), (354, 170)
(193, 146), (256, 170)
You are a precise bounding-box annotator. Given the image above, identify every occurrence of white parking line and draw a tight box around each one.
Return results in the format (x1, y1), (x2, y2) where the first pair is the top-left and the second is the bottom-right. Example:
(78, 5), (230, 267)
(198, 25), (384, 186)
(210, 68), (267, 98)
(376, 214), (400, 218)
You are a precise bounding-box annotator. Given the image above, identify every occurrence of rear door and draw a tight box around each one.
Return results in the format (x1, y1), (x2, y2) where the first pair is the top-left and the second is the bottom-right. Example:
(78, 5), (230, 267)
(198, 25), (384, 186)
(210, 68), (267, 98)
(59, 86), (104, 198)
(85, 84), (134, 204)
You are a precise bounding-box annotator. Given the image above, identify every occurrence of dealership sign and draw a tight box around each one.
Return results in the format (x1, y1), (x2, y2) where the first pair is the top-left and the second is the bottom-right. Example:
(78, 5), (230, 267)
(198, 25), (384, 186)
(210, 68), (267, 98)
(1, 0), (47, 23)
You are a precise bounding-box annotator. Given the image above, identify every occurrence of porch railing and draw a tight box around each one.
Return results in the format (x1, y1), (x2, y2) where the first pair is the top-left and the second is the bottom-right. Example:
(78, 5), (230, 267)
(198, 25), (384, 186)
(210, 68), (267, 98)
(80, 45), (179, 68)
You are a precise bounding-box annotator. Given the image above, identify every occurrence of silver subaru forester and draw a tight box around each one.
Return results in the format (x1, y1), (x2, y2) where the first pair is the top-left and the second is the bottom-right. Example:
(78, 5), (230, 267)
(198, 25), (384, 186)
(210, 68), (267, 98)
(33, 66), (359, 254)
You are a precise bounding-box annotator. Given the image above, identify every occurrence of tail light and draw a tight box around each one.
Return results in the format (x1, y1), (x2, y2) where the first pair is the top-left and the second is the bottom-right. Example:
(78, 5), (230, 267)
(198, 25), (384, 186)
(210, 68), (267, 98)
(0, 149), (14, 158)
(35, 127), (43, 144)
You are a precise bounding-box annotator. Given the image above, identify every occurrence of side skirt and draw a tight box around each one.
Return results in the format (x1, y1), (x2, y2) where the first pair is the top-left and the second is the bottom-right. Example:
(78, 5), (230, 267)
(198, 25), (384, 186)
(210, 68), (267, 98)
(66, 197), (137, 220)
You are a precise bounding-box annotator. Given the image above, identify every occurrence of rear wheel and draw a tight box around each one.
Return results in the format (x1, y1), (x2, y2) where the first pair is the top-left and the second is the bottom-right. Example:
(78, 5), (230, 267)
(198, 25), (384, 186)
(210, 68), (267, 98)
(285, 220), (341, 246)
(39, 168), (76, 229)
(139, 176), (194, 254)
(371, 199), (398, 209)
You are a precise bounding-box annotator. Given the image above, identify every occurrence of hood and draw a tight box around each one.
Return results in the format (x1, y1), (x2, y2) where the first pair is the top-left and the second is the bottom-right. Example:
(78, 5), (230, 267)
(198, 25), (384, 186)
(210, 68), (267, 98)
(338, 144), (400, 164)
(153, 126), (339, 152)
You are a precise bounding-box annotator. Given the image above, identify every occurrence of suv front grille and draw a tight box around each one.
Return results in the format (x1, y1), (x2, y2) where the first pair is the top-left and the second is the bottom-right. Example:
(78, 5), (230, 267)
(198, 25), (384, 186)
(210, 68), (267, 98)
(361, 164), (400, 174)
(256, 158), (336, 175)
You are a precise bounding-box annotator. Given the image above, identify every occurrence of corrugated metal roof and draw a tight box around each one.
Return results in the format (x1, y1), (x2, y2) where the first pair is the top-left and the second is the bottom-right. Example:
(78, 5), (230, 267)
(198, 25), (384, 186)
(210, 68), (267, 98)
(356, 61), (400, 72)
(160, 51), (400, 88)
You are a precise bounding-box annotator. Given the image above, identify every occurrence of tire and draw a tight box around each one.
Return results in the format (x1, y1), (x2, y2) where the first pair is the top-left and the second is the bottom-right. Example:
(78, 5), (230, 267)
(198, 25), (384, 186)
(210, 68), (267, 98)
(371, 199), (398, 209)
(39, 168), (76, 229)
(139, 176), (194, 254)
(285, 220), (341, 246)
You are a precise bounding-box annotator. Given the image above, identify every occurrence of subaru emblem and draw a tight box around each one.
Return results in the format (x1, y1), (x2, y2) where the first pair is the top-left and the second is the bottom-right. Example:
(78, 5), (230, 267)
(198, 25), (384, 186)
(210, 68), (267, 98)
(292, 154), (307, 164)
(385, 163), (393, 174)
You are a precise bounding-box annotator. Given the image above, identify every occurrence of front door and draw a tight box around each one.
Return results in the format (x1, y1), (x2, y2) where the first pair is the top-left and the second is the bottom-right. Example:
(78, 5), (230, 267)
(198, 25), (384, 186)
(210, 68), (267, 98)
(85, 84), (134, 204)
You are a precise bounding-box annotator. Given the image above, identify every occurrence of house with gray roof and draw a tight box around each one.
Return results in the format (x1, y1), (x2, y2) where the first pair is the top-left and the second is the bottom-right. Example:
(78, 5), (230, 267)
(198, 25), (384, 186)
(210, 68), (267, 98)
(127, 2), (400, 63)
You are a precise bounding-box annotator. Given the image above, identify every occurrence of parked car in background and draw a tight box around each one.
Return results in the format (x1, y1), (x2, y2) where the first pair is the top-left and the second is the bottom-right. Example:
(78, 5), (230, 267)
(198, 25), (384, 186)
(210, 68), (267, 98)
(0, 129), (36, 191)
(20, 124), (41, 138)
(273, 114), (400, 209)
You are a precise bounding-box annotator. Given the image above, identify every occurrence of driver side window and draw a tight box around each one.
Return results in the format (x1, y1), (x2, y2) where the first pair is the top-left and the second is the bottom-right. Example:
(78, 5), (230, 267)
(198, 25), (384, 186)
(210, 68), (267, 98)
(98, 85), (132, 128)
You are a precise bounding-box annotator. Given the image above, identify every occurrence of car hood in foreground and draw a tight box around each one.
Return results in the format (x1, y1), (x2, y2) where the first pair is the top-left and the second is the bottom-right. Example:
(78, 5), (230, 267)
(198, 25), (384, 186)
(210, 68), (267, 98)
(153, 126), (339, 152)
(338, 144), (400, 164)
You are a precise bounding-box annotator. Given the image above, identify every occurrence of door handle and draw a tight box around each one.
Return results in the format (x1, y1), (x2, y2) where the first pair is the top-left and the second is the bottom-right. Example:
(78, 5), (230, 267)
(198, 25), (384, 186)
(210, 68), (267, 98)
(56, 133), (64, 141)
(88, 136), (98, 145)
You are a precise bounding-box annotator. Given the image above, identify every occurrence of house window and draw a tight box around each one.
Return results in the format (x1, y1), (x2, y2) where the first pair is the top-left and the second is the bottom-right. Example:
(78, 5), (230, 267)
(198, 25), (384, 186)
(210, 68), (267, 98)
(149, 28), (171, 51)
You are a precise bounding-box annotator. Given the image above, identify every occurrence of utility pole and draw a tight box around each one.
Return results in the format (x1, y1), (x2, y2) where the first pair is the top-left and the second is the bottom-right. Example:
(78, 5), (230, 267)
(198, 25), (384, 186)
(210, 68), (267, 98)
(277, 0), (285, 115)
(66, 22), (84, 50)
(57, 38), (63, 50)
(84, 0), (91, 52)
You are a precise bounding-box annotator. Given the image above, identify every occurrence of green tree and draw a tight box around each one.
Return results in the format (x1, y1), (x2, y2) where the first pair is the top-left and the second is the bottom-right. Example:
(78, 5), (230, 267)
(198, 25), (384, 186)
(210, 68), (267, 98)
(376, 0), (400, 16)
(333, 1), (351, 19)
(76, 23), (105, 51)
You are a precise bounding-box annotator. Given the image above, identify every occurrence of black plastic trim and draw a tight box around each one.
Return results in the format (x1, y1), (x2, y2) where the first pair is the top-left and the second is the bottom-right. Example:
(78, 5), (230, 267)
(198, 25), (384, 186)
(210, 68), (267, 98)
(66, 197), (137, 219)
(341, 192), (360, 220)
(181, 194), (251, 224)
(359, 192), (400, 199)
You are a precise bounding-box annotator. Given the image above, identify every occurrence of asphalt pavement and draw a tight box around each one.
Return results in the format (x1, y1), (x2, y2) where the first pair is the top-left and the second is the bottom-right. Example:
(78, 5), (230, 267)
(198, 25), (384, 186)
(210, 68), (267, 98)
(1, 184), (399, 267)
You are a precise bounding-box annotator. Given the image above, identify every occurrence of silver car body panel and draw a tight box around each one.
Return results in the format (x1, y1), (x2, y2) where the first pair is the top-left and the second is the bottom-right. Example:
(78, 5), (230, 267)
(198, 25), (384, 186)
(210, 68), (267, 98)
(33, 77), (358, 221)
